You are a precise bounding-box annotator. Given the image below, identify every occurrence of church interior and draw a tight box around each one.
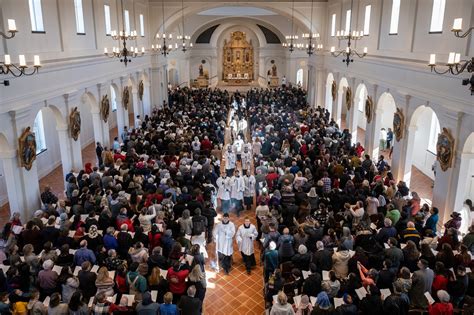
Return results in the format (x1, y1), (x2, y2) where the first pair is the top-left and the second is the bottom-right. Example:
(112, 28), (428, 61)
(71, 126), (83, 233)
(0, 0), (473, 314)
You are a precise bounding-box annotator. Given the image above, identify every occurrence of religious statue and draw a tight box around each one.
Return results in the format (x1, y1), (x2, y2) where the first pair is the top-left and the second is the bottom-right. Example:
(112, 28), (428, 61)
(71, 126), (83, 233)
(222, 31), (254, 82)
(272, 63), (277, 77)
(138, 80), (144, 101)
(345, 87), (353, 111)
(100, 94), (110, 122)
(69, 107), (81, 141)
(18, 126), (36, 171)
(436, 127), (455, 171)
(365, 96), (373, 123)
(122, 87), (130, 111)
(331, 80), (337, 101)
(392, 108), (405, 142)
(199, 64), (204, 77)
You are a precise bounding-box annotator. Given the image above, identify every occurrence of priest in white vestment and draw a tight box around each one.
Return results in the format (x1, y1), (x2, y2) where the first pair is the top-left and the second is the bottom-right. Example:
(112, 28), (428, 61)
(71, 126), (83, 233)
(213, 213), (236, 274)
(236, 218), (258, 274)
(216, 174), (231, 214)
(230, 170), (245, 216)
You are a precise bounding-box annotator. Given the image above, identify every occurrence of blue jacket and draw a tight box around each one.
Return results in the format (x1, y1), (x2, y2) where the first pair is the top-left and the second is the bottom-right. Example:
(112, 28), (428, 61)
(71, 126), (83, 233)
(103, 234), (118, 250)
(159, 304), (179, 315)
(73, 248), (96, 266)
(425, 213), (438, 233)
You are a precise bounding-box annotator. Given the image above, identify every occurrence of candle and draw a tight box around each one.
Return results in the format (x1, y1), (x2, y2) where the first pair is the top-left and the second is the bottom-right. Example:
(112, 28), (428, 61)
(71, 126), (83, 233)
(330, 46), (335, 52)
(7, 19), (16, 31)
(363, 47), (368, 54)
(4, 55), (11, 65)
(452, 18), (462, 31)
(141, 47), (145, 53)
(454, 53), (461, 64)
(104, 47), (108, 54)
(447, 52), (455, 64)
(429, 54), (436, 65)
(346, 47), (350, 53)
(19, 55), (26, 67)
(33, 55), (40, 66)
(190, 43), (193, 47)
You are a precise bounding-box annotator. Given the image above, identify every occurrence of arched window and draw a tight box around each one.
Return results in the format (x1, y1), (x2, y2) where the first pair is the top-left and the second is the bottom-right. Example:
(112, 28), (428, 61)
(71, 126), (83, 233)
(427, 111), (441, 153)
(33, 111), (46, 154)
(296, 68), (304, 86)
(111, 86), (117, 111)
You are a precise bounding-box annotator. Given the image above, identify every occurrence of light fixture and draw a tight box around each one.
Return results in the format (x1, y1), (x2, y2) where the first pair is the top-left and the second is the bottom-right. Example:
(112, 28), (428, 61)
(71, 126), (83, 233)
(1, 19), (17, 39)
(1, 55), (41, 83)
(331, 0), (367, 66)
(451, 18), (473, 38)
(103, 0), (144, 66)
(428, 18), (473, 94)
(178, 0), (192, 53)
(285, 0), (298, 53)
(303, 0), (322, 56)
(154, 0), (174, 57)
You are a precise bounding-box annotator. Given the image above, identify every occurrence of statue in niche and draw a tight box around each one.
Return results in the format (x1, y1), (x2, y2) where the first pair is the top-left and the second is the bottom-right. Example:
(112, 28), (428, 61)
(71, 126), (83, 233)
(436, 127), (455, 171)
(392, 108), (405, 142)
(122, 87), (130, 111)
(272, 63), (277, 77)
(331, 80), (337, 101)
(199, 64), (204, 77)
(345, 87), (353, 111)
(69, 107), (81, 141)
(365, 96), (373, 123)
(246, 52), (250, 62)
(18, 126), (36, 171)
(236, 51), (240, 61)
(100, 94), (110, 122)
(138, 80), (144, 101)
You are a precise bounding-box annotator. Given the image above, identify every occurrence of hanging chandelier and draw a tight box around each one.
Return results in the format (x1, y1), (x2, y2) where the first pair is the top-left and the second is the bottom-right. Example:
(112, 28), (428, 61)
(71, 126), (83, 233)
(284, 0), (299, 53)
(103, 0), (144, 66)
(302, 0), (323, 56)
(1, 19), (41, 86)
(428, 18), (473, 95)
(153, 0), (174, 57)
(177, 0), (192, 53)
(330, 0), (367, 66)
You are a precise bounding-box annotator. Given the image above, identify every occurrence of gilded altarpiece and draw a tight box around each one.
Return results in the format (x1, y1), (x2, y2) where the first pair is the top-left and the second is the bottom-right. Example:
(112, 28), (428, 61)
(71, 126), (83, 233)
(222, 31), (254, 83)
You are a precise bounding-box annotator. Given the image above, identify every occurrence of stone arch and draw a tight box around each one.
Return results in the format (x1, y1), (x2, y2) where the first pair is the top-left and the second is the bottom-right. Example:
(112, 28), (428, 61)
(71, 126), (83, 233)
(80, 91), (99, 113)
(0, 133), (11, 153)
(370, 92), (397, 158)
(454, 132), (474, 222)
(334, 77), (349, 126)
(325, 72), (334, 113)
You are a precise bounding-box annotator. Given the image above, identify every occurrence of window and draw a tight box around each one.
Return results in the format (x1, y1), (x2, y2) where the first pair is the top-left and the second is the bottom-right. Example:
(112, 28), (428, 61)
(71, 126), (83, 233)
(124, 10), (130, 34)
(139, 14), (145, 37)
(345, 10), (351, 34)
(389, 0), (401, 34)
(428, 111), (440, 153)
(364, 5), (371, 35)
(74, 0), (85, 34)
(104, 5), (111, 35)
(28, 0), (44, 32)
(331, 14), (336, 36)
(33, 111), (46, 154)
(430, 0), (446, 33)
(110, 86), (117, 111)
(296, 69), (304, 86)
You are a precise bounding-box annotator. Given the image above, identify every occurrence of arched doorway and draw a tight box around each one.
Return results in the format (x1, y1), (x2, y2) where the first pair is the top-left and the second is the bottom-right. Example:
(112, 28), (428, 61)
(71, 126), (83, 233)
(325, 73), (334, 114)
(372, 92), (397, 159)
(296, 68), (304, 87)
(404, 105), (441, 203)
(349, 83), (368, 145)
(336, 77), (348, 126)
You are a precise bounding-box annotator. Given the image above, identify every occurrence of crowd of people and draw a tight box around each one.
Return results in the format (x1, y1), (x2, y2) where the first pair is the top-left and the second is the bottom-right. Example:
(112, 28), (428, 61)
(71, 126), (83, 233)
(0, 85), (473, 315)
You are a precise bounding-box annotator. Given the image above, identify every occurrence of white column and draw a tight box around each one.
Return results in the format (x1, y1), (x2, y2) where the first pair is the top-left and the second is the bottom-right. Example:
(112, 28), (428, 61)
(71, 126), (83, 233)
(91, 109), (104, 147)
(143, 81), (151, 116)
(115, 93), (126, 137)
(315, 69), (325, 108)
(56, 125), (73, 188)
(132, 88), (140, 126)
(63, 93), (83, 170)
(325, 82), (333, 114)
(0, 150), (21, 217)
(399, 125), (417, 186)
(348, 98), (358, 145)
(335, 89), (344, 126)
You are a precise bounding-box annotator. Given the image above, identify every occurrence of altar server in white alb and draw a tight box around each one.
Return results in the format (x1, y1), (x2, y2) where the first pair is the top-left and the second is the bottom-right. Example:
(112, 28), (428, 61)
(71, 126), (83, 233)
(243, 170), (256, 211)
(213, 213), (236, 275)
(224, 145), (236, 176)
(233, 134), (245, 161)
(216, 173), (232, 214)
(241, 144), (252, 174)
(236, 217), (258, 274)
(230, 170), (245, 216)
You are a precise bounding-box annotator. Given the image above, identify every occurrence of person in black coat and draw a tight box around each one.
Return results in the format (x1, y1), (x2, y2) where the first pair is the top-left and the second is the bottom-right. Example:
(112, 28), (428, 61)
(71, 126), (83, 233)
(78, 261), (97, 300)
(312, 241), (333, 272)
(116, 226), (133, 259)
(178, 285), (202, 315)
(302, 263), (321, 297)
(359, 285), (383, 314)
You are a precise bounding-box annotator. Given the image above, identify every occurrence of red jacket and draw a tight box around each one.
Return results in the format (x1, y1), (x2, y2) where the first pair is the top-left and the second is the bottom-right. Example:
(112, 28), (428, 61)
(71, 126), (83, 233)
(428, 302), (453, 315)
(201, 139), (213, 151)
(148, 232), (162, 250)
(167, 267), (190, 294)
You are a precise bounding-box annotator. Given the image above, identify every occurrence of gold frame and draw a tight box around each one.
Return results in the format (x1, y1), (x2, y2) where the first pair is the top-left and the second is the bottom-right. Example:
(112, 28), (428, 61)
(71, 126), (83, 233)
(393, 107), (405, 142)
(18, 126), (36, 171)
(436, 127), (455, 172)
(345, 87), (353, 111)
(100, 94), (110, 122)
(69, 107), (81, 141)
(365, 96), (373, 123)
(122, 87), (130, 111)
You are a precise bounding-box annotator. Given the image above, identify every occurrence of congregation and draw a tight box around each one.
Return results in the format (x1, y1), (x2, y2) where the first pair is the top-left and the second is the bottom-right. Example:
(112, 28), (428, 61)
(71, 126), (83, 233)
(0, 85), (473, 315)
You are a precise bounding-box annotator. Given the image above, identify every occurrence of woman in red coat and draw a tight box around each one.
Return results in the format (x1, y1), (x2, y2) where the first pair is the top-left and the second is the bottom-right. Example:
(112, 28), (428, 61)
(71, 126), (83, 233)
(428, 290), (453, 315)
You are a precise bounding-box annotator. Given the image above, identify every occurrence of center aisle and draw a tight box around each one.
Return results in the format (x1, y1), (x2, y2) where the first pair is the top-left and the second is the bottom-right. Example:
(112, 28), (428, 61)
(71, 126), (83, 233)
(203, 98), (265, 315)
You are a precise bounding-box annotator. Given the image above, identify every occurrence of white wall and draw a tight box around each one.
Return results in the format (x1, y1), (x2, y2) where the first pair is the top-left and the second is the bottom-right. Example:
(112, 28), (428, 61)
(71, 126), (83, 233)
(412, 108), (437, 180)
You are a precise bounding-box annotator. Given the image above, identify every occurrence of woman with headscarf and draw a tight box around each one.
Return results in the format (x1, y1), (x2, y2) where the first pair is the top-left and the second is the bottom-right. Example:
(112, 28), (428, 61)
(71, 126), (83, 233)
(307, 187), (319, 212)
(294, 294), (313, 315)
(312, 291), (334, 314)
(84, 225), (102, 253)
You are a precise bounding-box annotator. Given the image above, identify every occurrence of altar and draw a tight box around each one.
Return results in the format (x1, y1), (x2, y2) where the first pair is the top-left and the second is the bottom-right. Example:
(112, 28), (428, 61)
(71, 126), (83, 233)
(222, 31), (254, 83)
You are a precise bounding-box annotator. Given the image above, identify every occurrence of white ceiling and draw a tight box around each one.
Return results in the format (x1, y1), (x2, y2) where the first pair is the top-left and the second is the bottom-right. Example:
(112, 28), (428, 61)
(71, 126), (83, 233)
(197, 6), (277, 16)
